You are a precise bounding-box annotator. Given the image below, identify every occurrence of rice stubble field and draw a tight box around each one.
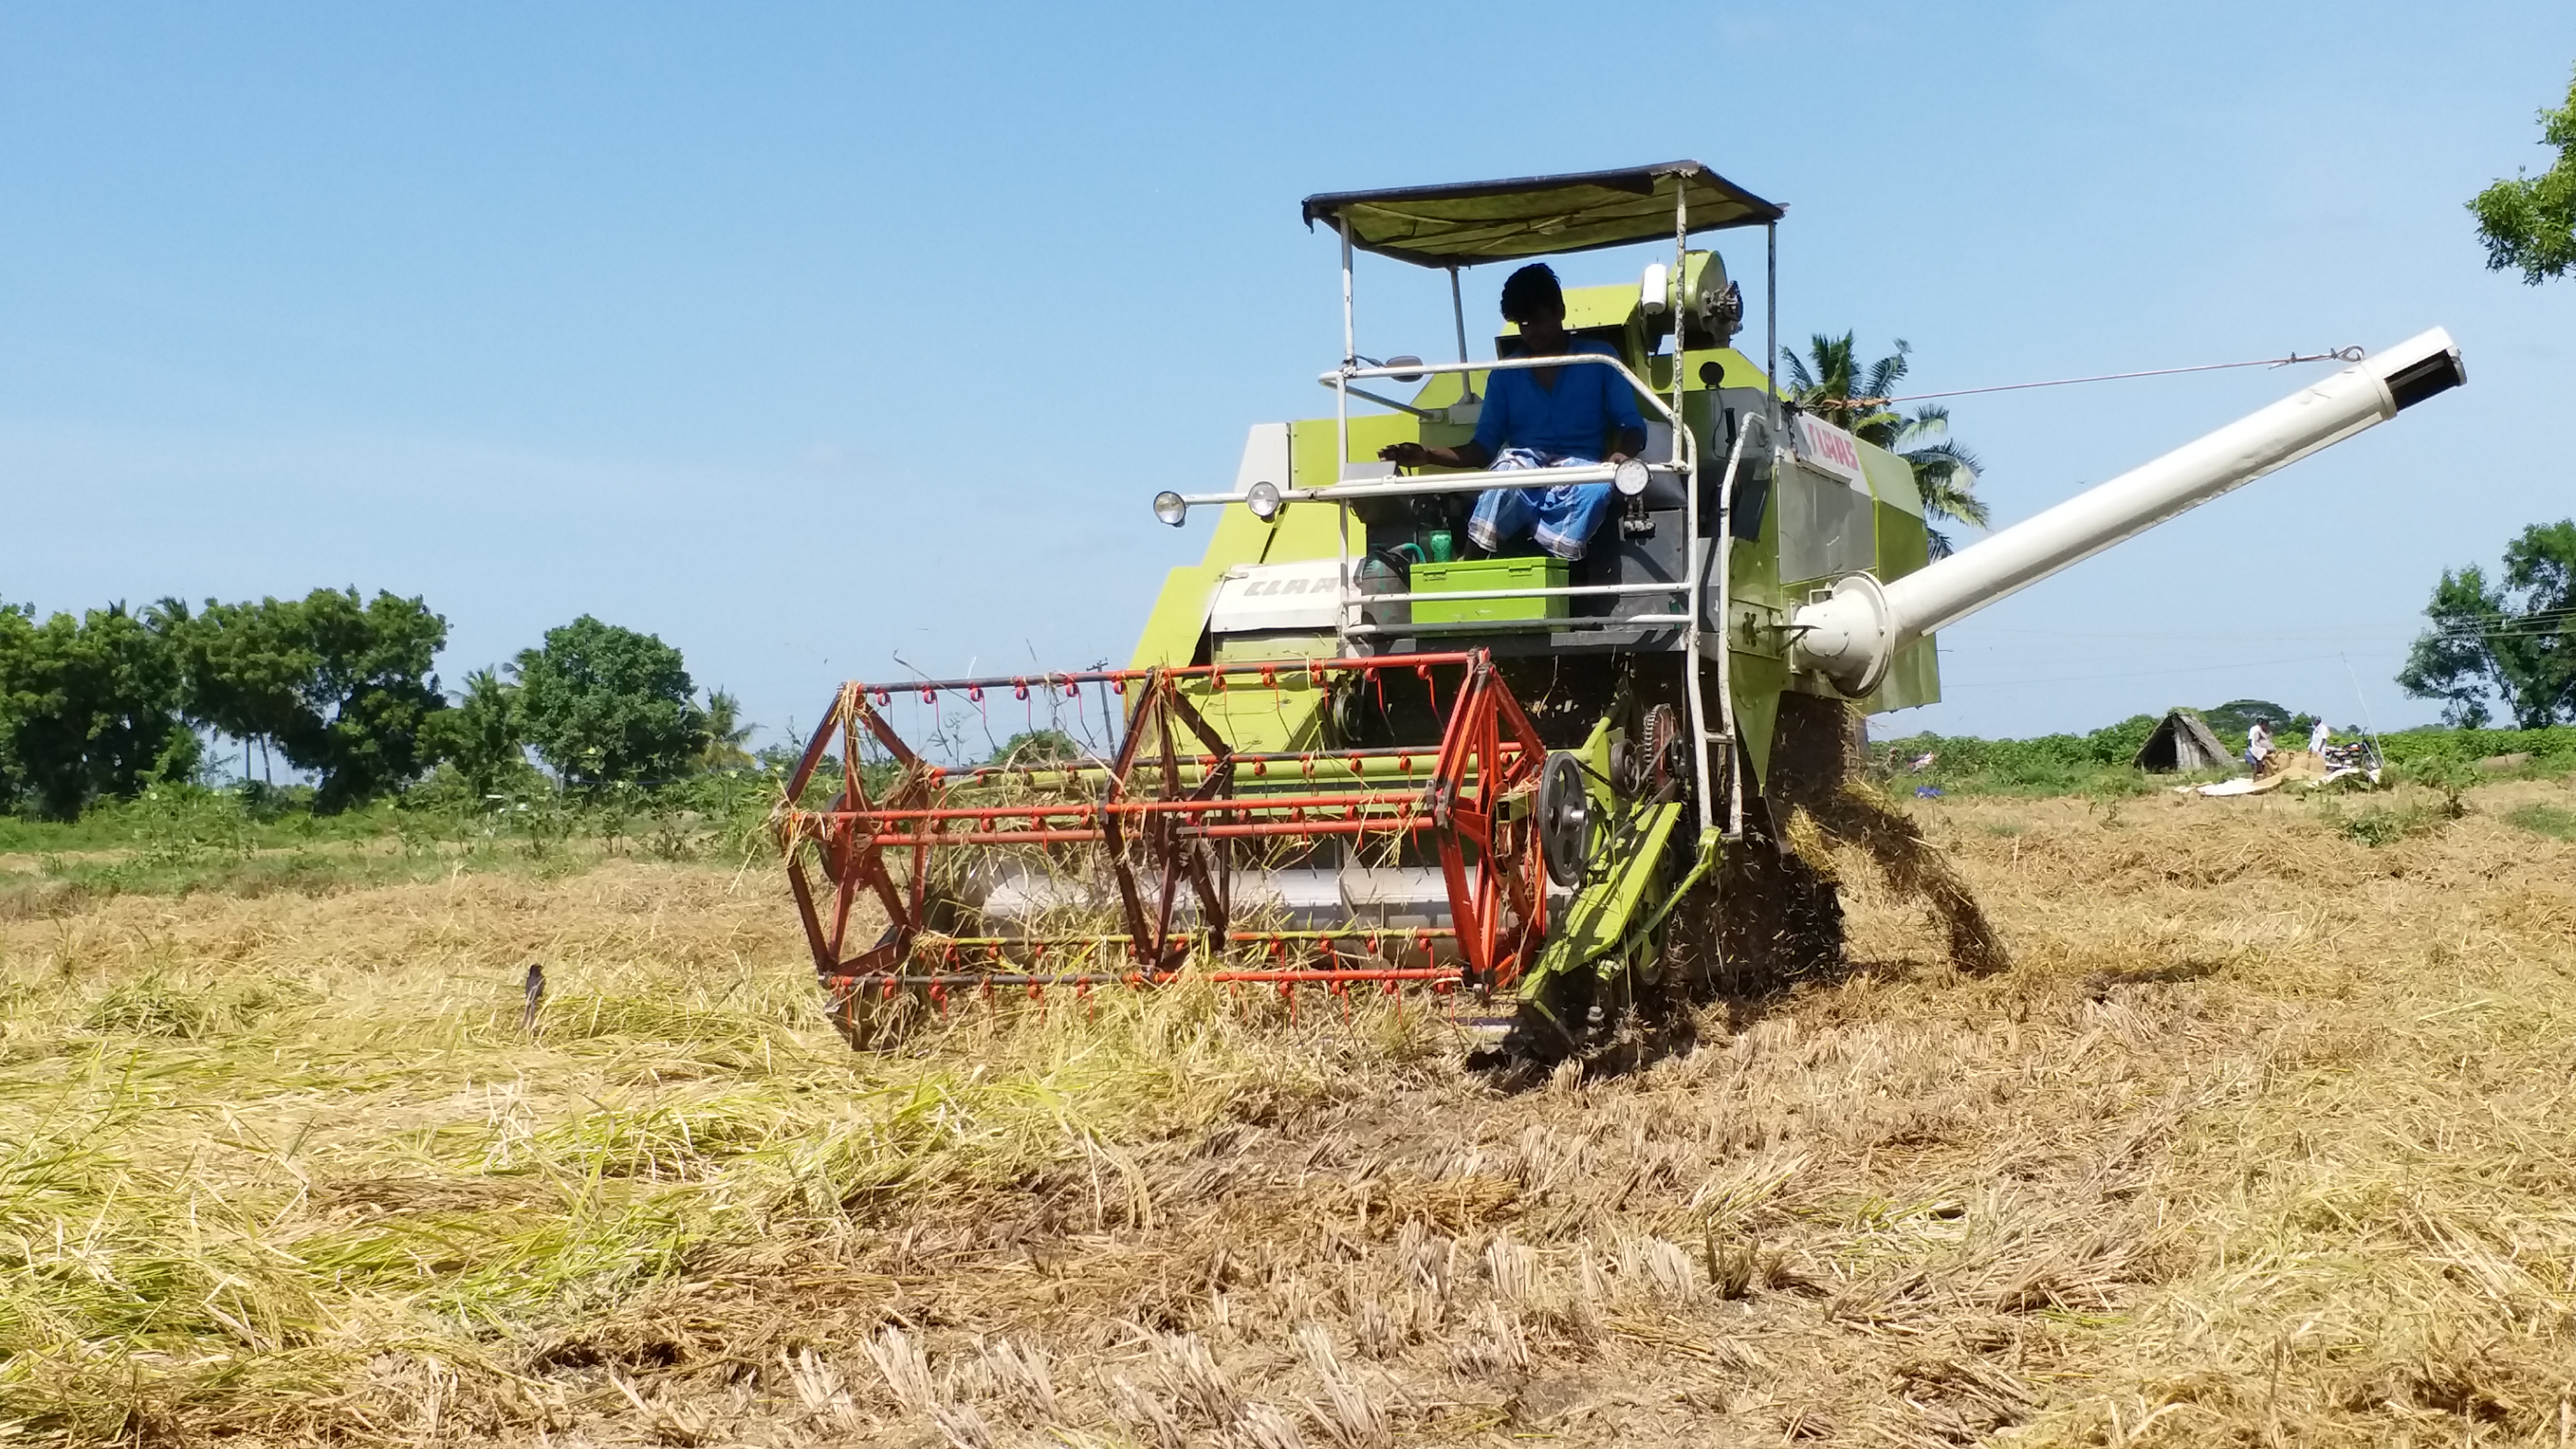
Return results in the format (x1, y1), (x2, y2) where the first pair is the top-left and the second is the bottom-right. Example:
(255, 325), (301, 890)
(3, 778), (2574, 1447)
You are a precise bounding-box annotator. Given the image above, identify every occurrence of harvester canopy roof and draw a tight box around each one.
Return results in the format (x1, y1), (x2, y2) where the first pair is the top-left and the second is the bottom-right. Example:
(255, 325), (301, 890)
(1300, 160), (1784, 268)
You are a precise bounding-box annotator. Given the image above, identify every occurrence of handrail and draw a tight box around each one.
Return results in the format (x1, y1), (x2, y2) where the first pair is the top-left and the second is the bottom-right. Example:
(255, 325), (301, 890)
(1357, 580), (1682, 605)
(1161, 355), (1698, 518)
(1318, 349), (1700, 666)
(1318, 353), (1689, 429)
(1343, 614), (1690, 637)
(1161, 460), (1688, 513)
(1701, 413), (1765, 842)
(1314, 377), (1443, 419)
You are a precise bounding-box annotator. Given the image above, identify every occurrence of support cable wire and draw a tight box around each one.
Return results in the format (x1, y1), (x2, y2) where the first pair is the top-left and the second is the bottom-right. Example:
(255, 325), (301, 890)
(1841, 347), (2367, 409)
(1943, 649), (2412, 689)
(1952, 623), (2570, 654)
(1971, 609), (2576, 643)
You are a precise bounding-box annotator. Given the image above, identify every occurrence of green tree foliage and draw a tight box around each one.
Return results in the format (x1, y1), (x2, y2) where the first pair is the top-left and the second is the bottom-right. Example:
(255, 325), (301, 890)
(157, 596), (306, 760)
(1782, 334), (1990, 557)
(700, 689), (755, 771)
(2469, 67), (2576, 283)
(514, 617), (708, 788)
(1876, 712), (2164, 794)
(291, 590), (449, 811)
(2374, 723), (2576, 777)
(168, 589), (450, 812)
(987, 728), (1082, 765)
(419, 667), (535, 801)
(2398, 520), (2576, 728)
(0, 603), (199, 820)
(2198, 698), (2319, 751)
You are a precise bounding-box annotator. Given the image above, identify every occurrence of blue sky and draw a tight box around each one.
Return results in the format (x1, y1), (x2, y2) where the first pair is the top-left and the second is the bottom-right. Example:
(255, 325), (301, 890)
(3, 3), (2570, 750)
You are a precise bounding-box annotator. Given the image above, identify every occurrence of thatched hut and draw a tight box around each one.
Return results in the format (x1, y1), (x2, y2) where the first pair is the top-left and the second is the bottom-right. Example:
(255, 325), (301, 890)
(2133, 709), (2233, 772)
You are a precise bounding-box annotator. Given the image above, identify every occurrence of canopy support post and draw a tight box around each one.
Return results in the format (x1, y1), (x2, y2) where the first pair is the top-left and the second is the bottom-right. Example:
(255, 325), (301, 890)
(1336, 219), (1356, 656)
(1670, 177), (1688, 449)
(1339, 220), (1357, 372)
(1447, 264), (1474, 402)
(1766, 221), (1779, 433)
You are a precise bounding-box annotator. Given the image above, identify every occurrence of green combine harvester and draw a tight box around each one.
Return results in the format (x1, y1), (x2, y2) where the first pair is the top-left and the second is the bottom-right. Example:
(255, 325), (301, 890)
(777, 161), (2464, 1060)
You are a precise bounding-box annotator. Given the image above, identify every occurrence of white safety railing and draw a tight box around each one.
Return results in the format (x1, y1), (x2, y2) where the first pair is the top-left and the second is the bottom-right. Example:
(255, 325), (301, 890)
(1153, 347), (1740, 838)
(1151, 181), (1765, 840)
(1305, 349), (1727, 838)
(1334, 356), (1691, 650)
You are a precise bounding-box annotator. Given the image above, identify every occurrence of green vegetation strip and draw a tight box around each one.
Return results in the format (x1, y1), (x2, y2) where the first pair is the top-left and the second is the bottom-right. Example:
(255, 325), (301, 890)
(2503, 802), (2576, 841)
(1877, 719), (2576, 798)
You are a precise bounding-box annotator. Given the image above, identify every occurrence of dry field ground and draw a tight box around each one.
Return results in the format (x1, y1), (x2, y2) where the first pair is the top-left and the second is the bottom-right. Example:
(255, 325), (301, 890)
(4, 779), (2575, 1447)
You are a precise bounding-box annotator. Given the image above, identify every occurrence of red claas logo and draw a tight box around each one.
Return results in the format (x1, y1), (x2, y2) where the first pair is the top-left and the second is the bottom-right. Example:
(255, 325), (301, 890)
(1796, 415), (1863, 480)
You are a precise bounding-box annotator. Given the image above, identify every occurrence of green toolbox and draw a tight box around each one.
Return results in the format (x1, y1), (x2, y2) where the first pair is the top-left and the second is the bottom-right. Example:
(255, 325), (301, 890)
(1409, 556), (1569, 624)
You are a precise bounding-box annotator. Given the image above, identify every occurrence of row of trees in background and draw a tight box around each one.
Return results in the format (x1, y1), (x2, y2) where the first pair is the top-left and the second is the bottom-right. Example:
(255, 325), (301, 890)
(438, 616), (753, 801)
(161, 590), (448, 812)
(0, 590), (742, 820)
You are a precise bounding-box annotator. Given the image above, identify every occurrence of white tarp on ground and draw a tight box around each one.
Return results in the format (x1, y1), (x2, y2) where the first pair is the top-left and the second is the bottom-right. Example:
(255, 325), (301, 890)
(2179, 774), (2285, 797)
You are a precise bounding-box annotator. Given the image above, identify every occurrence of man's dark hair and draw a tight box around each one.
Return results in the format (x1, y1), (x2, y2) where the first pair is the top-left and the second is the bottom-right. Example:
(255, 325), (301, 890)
(1499, 263), (1563, 323)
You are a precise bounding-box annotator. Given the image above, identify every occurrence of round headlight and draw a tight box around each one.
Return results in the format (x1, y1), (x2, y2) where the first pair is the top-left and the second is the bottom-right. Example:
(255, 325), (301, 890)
(1613, 457), (1651, 497)
(1246, 481), (1282, 520)
(1153, 491), (1187, 527)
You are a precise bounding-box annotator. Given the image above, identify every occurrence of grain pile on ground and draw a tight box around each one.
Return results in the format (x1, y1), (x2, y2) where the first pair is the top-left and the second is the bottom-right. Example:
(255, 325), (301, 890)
(4, 776), (2575, 1446)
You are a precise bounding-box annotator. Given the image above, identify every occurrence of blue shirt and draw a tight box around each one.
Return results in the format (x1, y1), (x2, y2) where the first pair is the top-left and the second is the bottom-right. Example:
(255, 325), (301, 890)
(1471, 339), (1647, 461)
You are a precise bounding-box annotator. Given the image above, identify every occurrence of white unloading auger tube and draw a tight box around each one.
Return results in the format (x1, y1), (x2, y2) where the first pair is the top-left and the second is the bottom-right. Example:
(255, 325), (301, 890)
(1792, 327), (2466, 697)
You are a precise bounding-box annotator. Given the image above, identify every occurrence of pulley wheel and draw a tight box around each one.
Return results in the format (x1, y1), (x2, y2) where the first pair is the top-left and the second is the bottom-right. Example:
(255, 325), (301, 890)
(1537, 752), (1593, 888)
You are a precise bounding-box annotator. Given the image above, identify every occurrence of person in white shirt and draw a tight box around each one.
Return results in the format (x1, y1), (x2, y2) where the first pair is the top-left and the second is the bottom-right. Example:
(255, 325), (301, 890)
(2245, 720), (2273, 769)
(2308, 719), (2331, 755)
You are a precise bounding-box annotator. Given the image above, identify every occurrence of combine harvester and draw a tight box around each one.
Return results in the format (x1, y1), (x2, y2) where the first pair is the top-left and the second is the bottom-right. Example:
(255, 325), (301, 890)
(776, 162), (2463, 1059)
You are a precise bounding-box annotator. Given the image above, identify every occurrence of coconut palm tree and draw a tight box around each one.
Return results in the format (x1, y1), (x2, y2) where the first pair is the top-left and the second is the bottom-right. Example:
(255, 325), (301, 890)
(1782, 333), (1906, 433)
(700, 689), (755, 772)
(1782, 333), (1990, 558)
(1877, 402), (1988, 559)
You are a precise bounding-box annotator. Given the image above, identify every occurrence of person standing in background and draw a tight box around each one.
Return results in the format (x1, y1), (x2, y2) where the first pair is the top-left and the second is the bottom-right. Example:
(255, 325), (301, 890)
(2308, 718), (2331, 755)
(2246, 720), (2274, 769)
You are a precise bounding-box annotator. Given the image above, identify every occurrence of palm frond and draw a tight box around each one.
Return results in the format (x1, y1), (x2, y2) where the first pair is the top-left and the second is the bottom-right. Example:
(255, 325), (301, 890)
(1850, 406), (1907, 451)
(1786, 334), (1992, 539)
(1907, 447), (1991, 531)
(1897, 403), (1953, 443)
(1861, 340), (1911, 403)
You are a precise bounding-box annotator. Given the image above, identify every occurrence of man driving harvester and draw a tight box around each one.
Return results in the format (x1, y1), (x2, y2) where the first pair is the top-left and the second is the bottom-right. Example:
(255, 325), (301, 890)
(1378, 262), (1647, 561)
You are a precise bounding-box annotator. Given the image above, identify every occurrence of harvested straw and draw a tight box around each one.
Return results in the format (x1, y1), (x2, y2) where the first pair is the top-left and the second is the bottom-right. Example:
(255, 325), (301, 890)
(3, 774), (2573, 1445)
